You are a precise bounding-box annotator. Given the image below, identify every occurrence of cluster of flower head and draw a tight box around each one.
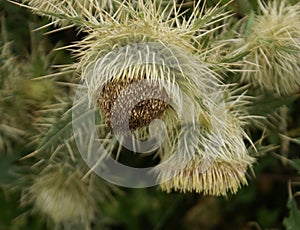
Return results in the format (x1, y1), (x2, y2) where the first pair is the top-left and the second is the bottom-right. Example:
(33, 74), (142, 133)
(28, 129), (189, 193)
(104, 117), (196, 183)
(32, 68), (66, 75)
(17, 0), (300, 208)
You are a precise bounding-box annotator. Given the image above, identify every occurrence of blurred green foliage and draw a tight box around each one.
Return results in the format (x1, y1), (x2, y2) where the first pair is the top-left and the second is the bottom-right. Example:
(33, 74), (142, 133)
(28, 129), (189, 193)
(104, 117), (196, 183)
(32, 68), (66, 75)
(1, 0), (300, 230)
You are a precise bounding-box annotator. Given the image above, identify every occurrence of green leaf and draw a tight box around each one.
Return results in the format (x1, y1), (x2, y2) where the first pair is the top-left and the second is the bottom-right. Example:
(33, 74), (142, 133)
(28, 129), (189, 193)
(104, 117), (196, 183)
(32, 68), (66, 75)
(35, 103), (74, 155)
(0, 153), (19, 184)
(236, 1), (254, 16)
(248, 94), (299, 116)
(244, 10), (255, 36)
(283, 198), (300, 230)
(35, 98), (97, 158)
(221, 50), (251, 63)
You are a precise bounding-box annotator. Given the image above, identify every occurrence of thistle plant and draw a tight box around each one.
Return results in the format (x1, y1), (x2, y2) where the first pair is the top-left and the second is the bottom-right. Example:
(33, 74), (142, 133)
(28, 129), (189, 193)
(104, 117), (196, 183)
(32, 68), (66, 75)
(0, 38), (25, 154)
(19, 94), (122, 229)
(0, 27), (59, 154)
(13, 0), (258, 197)
(3, 0), (300, 229)
(73, 0), (255, 195)
(239, 0), (300, 95)
(0, 18), (115, 228)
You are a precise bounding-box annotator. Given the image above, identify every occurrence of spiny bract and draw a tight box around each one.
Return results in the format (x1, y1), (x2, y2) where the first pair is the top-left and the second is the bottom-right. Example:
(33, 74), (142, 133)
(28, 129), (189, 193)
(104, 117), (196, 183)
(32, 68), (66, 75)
(241, 0), (300, 95)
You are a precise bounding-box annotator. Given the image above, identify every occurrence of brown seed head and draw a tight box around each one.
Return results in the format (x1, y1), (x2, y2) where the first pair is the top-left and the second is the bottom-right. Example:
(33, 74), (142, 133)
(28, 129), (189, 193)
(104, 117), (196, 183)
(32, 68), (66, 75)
(98, 77), (169, 133)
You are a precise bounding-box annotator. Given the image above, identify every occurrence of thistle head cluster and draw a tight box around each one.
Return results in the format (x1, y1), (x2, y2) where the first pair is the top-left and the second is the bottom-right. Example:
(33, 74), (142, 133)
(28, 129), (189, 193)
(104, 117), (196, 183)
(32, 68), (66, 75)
(19, 0), (256, 196)
(241, 0), (300, 95)
(74, 1), (254, 195)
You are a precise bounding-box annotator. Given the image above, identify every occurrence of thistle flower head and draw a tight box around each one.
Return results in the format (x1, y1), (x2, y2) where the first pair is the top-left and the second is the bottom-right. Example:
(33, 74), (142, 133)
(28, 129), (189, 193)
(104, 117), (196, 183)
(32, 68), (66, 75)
(20, 0), (255, 196)
(66, 1), (254, 195)
(78, 36), (255, 194)
(241, 0), (300, 95)
(75, 0), (232, 130)
(29, 163), (95, 225)
(154, 88), (255, 196)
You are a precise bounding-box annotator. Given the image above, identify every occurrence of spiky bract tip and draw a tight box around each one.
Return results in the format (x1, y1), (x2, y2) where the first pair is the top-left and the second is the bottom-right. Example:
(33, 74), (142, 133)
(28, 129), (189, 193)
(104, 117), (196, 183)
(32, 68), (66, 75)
(157, 155), (254, 196)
